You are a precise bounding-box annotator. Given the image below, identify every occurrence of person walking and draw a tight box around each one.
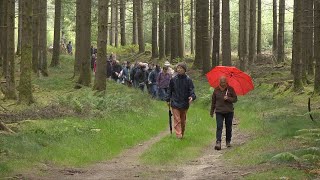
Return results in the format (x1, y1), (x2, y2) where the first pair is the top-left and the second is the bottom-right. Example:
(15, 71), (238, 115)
(165, 62), (196, 139)
(210, 76), (237, 150)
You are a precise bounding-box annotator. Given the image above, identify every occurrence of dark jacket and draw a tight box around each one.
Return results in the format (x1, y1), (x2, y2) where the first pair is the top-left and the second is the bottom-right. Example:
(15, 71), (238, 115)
(165, 74), (196, 110)
(134, 68), (147, 84)
(112, 64), (122, 80)
(210, 86), (237, 115)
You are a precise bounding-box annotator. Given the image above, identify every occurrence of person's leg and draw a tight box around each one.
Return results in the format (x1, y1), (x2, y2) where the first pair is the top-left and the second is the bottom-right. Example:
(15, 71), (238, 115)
(215, 112), (224, 150)
(180, 109), (188, 137)
(172, 108), (183, 138)
(225, 112), (234, 146)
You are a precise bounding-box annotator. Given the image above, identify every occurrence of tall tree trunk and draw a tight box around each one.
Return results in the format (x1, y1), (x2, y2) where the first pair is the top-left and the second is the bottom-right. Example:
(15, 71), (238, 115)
(16, 0), (22, 56)
(210, 0), (213, 57)
(177, 0), (183, 58)
(257, 0), (261, 55)
(193, 0), (202, 68)
(32, 0), (40, 74)
(277, 0), (285, 63)
(115, 0), (119, 47)
(39, 0), (48, 76)
(76, 0), (91, 87)
(165, 0), (171, 57)
(190, 0), (194, 55)
(239, 0), (247, 71)
(171, 0), (178, 60)
(201, 0), (210, 74)
(110, 0), (114, 46)
(132, 0), (137, 45)
(314, 0), (320, 94)
(120, 0), (126, 46)
(222, 0), (231, 66)
(1, 0), (8, 77)
(0, 0), (3, 70)
(152, 0), (159, 58)
(181, 0), (185, 57)
(50, 0), (61, 67)
(94, 0), (109, 91)
(306, 0), (314, 76)
(292, 0), (303, 92)
(159, 0), (165, 59)
(137, 0), (145, 53)
(248, 0), (256, 66)
(273, 0), (278, 57)
(5, 0), (17, 99)
(19, 0), (34, 105)
(74, 0), (81, 76)
(212, 0), (220, 67)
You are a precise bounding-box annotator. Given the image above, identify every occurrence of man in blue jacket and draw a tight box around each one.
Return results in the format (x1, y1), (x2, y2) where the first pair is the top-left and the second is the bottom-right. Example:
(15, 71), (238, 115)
(165, 62), (196, 139)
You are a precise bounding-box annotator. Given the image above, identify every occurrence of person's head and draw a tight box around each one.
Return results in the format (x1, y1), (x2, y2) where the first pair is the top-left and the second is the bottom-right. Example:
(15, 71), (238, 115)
(163, 66), (168, 73)
(148, 63), (153, 70)
(126, 61), (131, 68)
(155, 65), (161, 71)
(219, 76), (228, 88)
(164, 61), (171, 67)
(69, 41), (71, 44)
(176, 62), (187, 75)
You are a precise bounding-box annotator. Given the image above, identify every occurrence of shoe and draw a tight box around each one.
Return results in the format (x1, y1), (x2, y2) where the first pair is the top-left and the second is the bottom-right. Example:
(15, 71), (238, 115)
(214, 141), (221, 150)
(226, 141), (231, 148)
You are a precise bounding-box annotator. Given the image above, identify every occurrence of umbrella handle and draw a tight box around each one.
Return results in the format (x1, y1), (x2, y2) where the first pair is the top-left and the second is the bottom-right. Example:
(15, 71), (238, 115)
(225, 89), (228, 96)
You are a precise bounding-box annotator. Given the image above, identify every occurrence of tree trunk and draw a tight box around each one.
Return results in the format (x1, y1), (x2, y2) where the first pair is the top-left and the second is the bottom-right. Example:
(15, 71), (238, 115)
(292, 0), (303, 92)
(110, 0), (114, 46)
(5, 0), (17, 100)
(50, 0), (61, 67)
(16, 0), (22, 56)
(137, 0), (145, 53)
(32, 0), (40, 74)
(159, 0), (165, 59)
(314, 0), (320, 94)
(306, 0), (314, 76)
(165, 0), (171, 57)
(177, 0), (184, 58)
(132, 0), (137, 45)
(190, 0), (194, 55)
(277, 0), (285, 63)
(181, 0), (185, 57)
(248, 0), (256, 66)
(39, 0), (48, 76)
(222, 0), (231, 66)
(0, 0), (3, 70)
(76, 0), (92, 87)
(1, 0), (8, 78)
(212, 0), (220, 67)
(115, 0), (119, 47)
(201, 0), (210, 74)
(152, 0), (159, 58)
(171, 0), (178, 60)
(120, 0), (126, 46)
(74, 0), (81, 76)
(193, 0), (202, 68)
(94, 0), (109, 91)
(210, 0), (213, 56)
(273, 0), (278, 57)
(19, 0), (34, 105)
(239, 0), (247, 71)
(257, 0), (261, 55)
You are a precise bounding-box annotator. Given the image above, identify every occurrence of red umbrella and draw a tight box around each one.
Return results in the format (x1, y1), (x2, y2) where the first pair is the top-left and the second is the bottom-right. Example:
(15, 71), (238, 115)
(206, 66), (254, 95)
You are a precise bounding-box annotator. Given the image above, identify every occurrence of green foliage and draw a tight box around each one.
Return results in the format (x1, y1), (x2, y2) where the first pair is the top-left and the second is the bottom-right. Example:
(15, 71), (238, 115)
(270, 152), (299, 163)
(245, 167), (312, 180)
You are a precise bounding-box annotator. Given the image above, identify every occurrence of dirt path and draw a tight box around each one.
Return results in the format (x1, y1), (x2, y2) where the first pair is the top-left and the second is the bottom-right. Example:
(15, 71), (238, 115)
(18, 122), (253, 180)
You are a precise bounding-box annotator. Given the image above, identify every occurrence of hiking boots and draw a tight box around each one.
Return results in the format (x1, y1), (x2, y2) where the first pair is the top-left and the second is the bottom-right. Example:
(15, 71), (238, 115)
(214, 141), (221, 150)
(226, 141), (231, 148)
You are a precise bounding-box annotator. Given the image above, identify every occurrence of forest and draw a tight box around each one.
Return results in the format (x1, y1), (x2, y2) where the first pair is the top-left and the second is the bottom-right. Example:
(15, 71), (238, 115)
(0, 0), (320, 179)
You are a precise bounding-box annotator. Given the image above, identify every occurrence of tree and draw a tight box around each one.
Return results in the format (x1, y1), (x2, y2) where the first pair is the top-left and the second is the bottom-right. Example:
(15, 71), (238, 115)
(19, 0), (34, 104)
(152, 0), (159, 58)
(50, 0), (62, 67)
(120, 0), (126, 46)
(137, 0), (145, 53)
(177, 0), (184, 58)
(94, 0), (109, 91)
(292, 0), (303, 92)
(159, 0), (165, 59)
(212, 0), (220, 67)
(1, 0), (8, 78)
(0, 0), (3, 70)
(74, 0), (81, 76)
(257, 0), (261, 55)
(76, 0), (92, 87)
(132, 0), (137, 45)
(273, 0), (277, 56)
(277, 0), (285, 63)
(222, 0), (231, 66)
(201, 0), (210, 74)
(110, 0), (115, 46)
(193, 0), (202, 68)
(39, 0), (48, 76)
(165, 0), (171, 57)
(239, 0), (247, 71)
(32, 0), (40, 74)
(315, 0), (320, 94)
(16, 0), (22, 56)
(190, 0), (194, 55)
(4, 0), (17, 100)
(248, 0), (256, 66)
(115, 0), (119, 47)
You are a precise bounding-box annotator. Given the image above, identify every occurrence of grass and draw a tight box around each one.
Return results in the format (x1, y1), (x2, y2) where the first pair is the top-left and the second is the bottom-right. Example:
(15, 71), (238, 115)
(245, 167), (311, 180)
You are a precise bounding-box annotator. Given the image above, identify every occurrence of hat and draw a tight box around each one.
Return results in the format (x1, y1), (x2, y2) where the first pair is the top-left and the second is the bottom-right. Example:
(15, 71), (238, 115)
(164, 61), (171, 66)
(177, 62), (187, 72)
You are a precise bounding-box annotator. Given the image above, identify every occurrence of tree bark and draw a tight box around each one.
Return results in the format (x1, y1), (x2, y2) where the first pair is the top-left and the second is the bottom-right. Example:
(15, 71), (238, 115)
(257, 0), (261, 55)
(74, 0), (81, 76)
(120, 0), (126, 46)
(152, 0), (159, 58)
(170, 0), (178, 60)
(94, 0), (109, 91)
(292, 0), (303, 92)
(181, 0), (185, 57)
(248, 0), (256, 66)
(19, 0), (34, 105)
(193, 0), (202, 68)
(50, 0), (61, 67)
(212, 0), (220, 67)
(159, 0), (165, 59)
(239, 0), (247, 71)
(110, 0), (114, 46)
(190, 0), (194, 55)
(39, 0), (48, 76)
(32, 0), (40, 74)
(273, 0), (278, 57)
(137, 0), (145, 53)
(201, 0), (210, 74)
(277, 0), (285, 63)
(115, 0), (119, 47)
(165, 0), (171, 57)
(222, 0), (231, 66)
(314, 0), (320, 94)
(177, 0), (184, 58)
(76, 0), (92, 87)
(0, 0), (3, 70)
(16, 0), (22, 56)
(132, 0), (137, 45)
(1, 0), (8, 78)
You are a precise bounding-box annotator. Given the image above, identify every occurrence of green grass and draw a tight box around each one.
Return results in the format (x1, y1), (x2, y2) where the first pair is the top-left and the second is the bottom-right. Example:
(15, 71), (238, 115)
(245, 167), (312, 180)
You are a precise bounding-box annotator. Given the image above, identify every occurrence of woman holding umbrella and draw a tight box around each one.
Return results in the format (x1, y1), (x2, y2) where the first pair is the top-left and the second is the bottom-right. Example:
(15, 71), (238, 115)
(210, 76), (237, 150)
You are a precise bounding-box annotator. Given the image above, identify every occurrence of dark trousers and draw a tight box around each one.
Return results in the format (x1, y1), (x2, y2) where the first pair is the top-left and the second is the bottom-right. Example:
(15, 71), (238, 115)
(215, 112), (234, 143)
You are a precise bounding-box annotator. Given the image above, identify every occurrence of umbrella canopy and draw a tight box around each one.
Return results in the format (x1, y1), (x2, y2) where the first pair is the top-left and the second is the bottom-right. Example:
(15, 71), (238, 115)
(206, 66), (254, 95)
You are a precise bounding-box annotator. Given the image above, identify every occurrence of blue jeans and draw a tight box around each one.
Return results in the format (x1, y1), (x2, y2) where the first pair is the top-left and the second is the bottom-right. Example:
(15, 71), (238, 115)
(150, 84), (158, 98)
(215, 112), (234, 143)
(158, 88), (168, 101)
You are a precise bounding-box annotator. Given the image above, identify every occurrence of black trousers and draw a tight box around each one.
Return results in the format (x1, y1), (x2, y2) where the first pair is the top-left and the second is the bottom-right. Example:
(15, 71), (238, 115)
(215, 112), (234, 143)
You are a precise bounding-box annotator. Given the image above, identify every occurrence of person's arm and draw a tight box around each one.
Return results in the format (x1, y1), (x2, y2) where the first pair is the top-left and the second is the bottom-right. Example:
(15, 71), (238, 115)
(165, 79), (173, 103)
(210, 90), (216, 117)
(226, 87), (238, 103)
(188, 78), (196, 102)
